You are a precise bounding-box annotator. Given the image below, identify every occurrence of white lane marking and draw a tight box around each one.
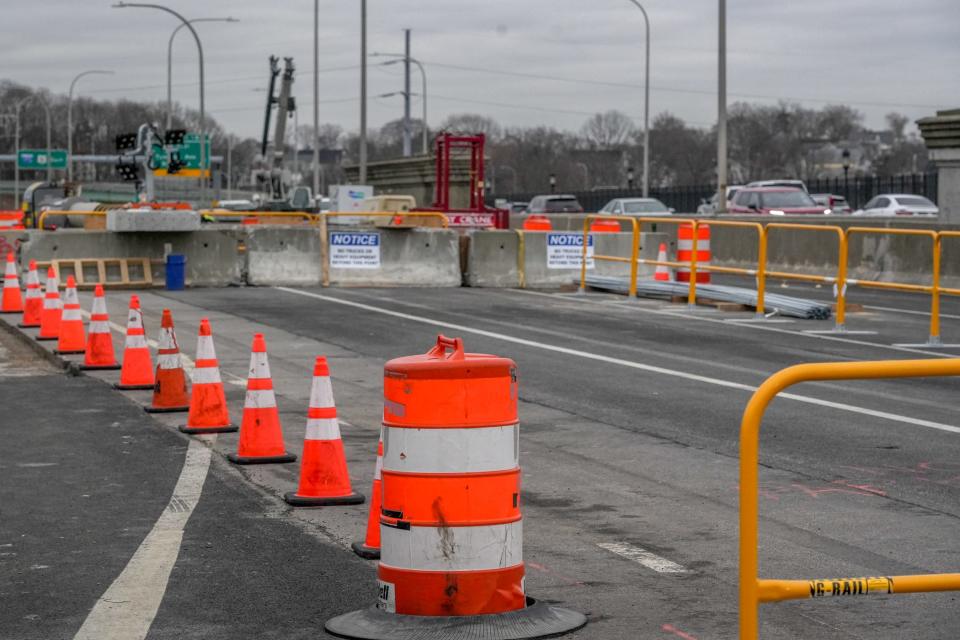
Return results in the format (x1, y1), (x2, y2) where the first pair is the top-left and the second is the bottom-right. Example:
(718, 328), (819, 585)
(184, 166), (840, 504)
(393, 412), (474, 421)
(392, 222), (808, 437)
(276, 287), (960, 435)
(867, 304), (960, 321)
(597, 542), (689, 574)
(73, 438), (212, 640)
(513, 288), (958, 359)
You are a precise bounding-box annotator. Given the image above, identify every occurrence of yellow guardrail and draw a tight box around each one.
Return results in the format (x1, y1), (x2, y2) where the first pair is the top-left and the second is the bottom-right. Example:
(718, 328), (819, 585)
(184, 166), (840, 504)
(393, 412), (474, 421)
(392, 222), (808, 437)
(200, 209), (319, 224)
(739, 358), (960, 639)
(765, 223), (846, 326)
(578, 214), (641, 297)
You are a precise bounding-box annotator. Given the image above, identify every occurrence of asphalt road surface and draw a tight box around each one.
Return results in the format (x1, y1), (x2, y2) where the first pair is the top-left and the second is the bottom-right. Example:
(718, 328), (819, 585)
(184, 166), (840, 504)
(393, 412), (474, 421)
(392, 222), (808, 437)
(2, 283), (959, 639)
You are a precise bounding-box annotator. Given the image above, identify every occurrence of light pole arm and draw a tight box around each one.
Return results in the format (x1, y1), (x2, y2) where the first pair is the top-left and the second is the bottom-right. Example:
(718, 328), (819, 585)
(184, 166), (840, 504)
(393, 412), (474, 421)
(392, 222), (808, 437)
(68, 70), (113, 182)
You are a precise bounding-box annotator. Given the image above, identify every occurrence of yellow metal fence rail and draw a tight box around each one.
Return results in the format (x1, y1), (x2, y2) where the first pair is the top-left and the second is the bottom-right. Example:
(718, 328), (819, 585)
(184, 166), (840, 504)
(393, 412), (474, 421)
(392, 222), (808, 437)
(739, 358), (960, 639)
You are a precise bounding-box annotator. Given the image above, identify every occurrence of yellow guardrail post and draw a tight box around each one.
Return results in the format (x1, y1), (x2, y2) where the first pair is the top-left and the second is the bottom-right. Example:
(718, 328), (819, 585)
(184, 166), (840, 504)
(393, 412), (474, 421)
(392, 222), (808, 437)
(755, 226), (768, 319)
(930, 233), (942, 345)
(516, 229), (527, 289)
(740, 358), (960, 639)
(835, 230), (849, 332)
(687, 219), (699, 308)
(579, 214), (640, 298)
(578, 216), (591, 294)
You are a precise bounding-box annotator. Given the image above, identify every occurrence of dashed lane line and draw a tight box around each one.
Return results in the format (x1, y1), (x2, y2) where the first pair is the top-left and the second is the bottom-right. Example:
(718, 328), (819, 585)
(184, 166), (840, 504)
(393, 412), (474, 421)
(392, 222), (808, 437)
(598, 542), (689, 574)
(275, 287), (960, 435)
(73, 438), (213, 640)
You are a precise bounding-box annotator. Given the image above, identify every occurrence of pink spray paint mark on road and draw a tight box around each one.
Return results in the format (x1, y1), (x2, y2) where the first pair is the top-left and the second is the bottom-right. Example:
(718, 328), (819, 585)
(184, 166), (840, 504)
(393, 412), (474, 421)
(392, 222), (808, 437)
(662, 623), (699, 639)
(526, 561), (585, 587)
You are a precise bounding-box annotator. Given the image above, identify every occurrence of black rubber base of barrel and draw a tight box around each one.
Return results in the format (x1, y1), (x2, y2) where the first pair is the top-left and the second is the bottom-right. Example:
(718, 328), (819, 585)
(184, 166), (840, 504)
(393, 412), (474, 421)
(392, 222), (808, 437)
(114, 383), (155, 390)
(350, 541), (380, 560)
(324, 597), (587, 640)
(283, 491), (365, 507)
(0, 310), (21, 315)
(144, 404), (190, 414)
(54, 348), (85, 355)
(79, 363), (122, 371)
(178, 423), (238, 434)
(227, 452), (297, 465)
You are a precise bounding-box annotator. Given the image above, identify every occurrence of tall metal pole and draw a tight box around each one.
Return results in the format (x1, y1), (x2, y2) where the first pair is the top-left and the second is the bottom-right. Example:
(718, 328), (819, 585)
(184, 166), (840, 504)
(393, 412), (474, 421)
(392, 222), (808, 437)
(167, 18), (236, 131)
(68, 69), (113, 183)
(627, 1), (650, 198)
(359, 0), (368, 183)
(14, 111), (19, 208)
(402, 29), (412, 157)
(226, 134), (233, 199)
(114, 3), (207, 204)
(313, 0), (320, 199)
(371, 53), (429, 154)
(716, 0), (728, 213)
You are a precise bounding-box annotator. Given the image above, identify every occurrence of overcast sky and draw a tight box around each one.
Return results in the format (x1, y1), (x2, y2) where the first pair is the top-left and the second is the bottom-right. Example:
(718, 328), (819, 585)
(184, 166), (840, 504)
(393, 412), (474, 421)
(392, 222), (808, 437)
(3, 0), (958, 141)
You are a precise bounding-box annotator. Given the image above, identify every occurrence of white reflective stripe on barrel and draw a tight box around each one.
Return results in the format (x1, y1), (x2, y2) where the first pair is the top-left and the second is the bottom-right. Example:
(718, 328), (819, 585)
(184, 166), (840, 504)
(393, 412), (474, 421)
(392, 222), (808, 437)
(192, 366), (222, 384)
(305, 417), (340, 441)
(382, 423), (519, 474)
(381, 520), (523, 572)
(244, 388), (277, 408)
(677, 240), (711, 251)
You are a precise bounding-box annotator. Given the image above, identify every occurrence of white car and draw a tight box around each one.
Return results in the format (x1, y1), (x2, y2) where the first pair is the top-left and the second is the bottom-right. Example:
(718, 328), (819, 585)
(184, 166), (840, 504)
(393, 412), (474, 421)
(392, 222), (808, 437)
(852, 194), (939, 217)
(746, 179), (809, 193)
(599, 197), (673, 216)
(697, 185), (743, 214)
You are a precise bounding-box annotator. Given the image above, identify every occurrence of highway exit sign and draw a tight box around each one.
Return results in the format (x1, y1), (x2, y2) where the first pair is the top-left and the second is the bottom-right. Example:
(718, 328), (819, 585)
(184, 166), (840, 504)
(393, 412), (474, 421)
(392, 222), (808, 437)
(152, 132), (211, 178)
(18, 149), (67, 170)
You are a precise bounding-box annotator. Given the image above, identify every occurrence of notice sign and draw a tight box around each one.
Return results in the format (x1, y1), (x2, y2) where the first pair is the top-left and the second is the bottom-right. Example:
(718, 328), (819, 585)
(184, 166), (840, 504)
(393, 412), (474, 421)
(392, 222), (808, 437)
(330, 232), (381, 269)
(546, 233), (594, 269)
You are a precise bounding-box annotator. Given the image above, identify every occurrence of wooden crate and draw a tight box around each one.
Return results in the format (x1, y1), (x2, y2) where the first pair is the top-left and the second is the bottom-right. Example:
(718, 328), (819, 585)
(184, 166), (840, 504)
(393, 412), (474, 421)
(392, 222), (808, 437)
(36, 258), (158, 289)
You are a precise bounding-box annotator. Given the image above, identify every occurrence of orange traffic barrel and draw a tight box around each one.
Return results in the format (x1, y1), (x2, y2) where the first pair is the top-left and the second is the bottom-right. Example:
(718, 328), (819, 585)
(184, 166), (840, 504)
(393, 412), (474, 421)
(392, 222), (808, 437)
(677, 223), (710, 283)
(522, 215), (552, 231)
(589, 218), (620, 233)
(326, 335), (586, 639)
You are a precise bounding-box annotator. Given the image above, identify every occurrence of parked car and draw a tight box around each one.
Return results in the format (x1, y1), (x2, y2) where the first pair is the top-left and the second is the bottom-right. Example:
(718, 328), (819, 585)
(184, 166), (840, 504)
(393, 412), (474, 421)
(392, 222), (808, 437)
(811, 193), (852, 214)
(746, 179), (809, 193)
(526, 194), (585, 214)
(506, 201), (529, 213)
(599, 197), (673, 216)
(727, 187), (828, 215)
(697, 185), (743, 214)
(852, 194), (939, 217)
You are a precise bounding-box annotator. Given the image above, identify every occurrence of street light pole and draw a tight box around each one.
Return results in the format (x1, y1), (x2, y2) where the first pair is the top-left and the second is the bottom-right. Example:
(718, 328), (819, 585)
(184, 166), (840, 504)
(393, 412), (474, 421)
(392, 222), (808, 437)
(13, 96), (53, 214)
(166, 17), (236, 130)
(627, 1), (650, 198)
(716, 0), (728, 213)
(114, 3), (207, 204)
(402, 29), (412, 157)
(576, 162), (589, 189)
(68, 69), (113, 183)
(313, 0), (320, 199)
(359, 0), (368, 183)
(371, 53), (429, 154)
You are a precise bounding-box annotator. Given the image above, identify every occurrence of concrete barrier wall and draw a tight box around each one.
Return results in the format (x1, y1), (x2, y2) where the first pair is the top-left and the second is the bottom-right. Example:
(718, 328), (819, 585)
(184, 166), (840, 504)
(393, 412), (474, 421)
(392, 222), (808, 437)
(465, 231), (668, 288)
(326, 227), (461, 287)
(245, 227), (322, 286)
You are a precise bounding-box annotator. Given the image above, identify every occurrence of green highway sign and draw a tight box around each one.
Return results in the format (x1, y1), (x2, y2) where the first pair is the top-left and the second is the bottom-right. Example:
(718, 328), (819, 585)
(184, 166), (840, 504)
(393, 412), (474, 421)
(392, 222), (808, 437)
(152, 132), (211, 177)
(18, 149), (67, 170)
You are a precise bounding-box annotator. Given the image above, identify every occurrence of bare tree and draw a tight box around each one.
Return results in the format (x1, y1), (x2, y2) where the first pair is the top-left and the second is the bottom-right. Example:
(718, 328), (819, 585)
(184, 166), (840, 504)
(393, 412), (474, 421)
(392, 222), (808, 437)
(885, 112), (910, 143)
(440, 113), (502, 141)
(580, 110), (635, 149)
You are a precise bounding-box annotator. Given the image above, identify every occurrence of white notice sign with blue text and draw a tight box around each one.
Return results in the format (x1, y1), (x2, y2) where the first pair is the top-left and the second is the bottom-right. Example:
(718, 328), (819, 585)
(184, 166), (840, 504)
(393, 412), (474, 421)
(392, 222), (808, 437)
(546, 233), (594, 269)
(330, 232), (381, 269)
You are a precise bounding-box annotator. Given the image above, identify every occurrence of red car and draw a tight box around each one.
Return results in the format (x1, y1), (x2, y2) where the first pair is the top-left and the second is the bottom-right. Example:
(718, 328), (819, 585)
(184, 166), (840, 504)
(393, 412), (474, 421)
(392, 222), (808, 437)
(727, 187), (828, 215)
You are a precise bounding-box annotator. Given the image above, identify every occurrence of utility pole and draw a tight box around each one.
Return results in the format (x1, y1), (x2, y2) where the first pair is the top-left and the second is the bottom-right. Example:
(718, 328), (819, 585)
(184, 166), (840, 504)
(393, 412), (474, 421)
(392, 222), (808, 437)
(359, 0), (368, 183)
(313, 0), (320, 199)
(716, 0), (728, 213)
(402, 29), (412, 157)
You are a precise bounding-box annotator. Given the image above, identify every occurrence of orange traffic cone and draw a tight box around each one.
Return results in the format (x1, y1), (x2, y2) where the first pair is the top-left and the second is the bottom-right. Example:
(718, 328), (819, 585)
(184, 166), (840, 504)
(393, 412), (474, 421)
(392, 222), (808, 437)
(351, 433), (383, 558)
(80, 285), (120, 370)
(285, 357), (364, 506)
(36, 268), (61, 341)
(654, 242), (671, 281)
(145, 309), (190, 413)
(228, 333), (296, 465)
(55, 276), (85, 355)
(115, 295), (155, 390)
(1, 252), (22, 314)
(18, 261), (42, 328)
(179, 318), (237, 434)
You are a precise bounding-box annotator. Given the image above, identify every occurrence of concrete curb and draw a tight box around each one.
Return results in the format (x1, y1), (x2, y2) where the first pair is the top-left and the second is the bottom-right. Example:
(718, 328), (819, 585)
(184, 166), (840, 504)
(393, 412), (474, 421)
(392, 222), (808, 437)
(0, 315), (80, 376)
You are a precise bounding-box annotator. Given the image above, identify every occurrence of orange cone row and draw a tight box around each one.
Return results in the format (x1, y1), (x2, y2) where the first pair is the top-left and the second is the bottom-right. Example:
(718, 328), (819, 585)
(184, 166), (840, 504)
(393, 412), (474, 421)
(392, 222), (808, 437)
(1, 252), (23, 314)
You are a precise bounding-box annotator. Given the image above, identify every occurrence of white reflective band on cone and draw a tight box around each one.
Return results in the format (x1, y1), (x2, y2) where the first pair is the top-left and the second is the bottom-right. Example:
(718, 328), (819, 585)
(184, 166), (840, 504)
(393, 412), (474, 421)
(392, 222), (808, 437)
(25, 288), (41, 299)
(383, 423), (519, 474)
(157, 328), (176, 351)
(92, 297), (107, 315)
(196, 336), (216, 360)
(244, 388), (277, 409)
(374, 452), (383, 480)
(192, 367), (222, 385)
(62, 307), (82, 321)
(125, 334), (149, 349)
(248, 353), (271, 379)
(43, 297), (61, 310)
(310, 377), (335, 408)
(157, 353), (182, 370)
(127, 310), (144, 329)
(305, 417), (341, 441)
(89, 320), (111, 334)
(381, 520), (523, 572)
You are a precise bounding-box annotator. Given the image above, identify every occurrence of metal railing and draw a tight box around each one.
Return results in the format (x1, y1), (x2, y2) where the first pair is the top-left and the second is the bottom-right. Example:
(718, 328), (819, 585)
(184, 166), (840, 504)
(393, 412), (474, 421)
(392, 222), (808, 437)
(739, 358), (960, 639)
(578, 214), (641, 297)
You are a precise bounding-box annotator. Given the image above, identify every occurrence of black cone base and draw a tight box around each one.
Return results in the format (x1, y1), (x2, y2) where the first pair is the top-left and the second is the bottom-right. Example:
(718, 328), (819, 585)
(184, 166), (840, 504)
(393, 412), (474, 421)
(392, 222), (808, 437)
(325, 597), (587, 640)
(227, 452), (297, 465)
(17, 323), (39, 328)
(179, 424), (238, 434)
(114, 383), (155, 390)
(79, 363), (122, 371)
(0, 310), (22, 315)
(54, 349), (85, 355)
(144, 404), (190, 414)
(351, 541), (380, 560)
(36, 336), (57, 341)
(284, 491), (365, 507)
